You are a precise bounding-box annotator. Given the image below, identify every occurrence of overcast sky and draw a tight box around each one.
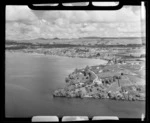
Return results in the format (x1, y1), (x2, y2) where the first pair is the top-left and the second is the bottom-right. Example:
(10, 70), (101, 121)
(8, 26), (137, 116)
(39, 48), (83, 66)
(6, 4), (145, 40)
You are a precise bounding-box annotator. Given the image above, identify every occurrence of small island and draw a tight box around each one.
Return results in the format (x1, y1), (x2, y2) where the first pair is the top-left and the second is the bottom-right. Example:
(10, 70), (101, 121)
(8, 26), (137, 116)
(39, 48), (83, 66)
(53, 58), (145, 101)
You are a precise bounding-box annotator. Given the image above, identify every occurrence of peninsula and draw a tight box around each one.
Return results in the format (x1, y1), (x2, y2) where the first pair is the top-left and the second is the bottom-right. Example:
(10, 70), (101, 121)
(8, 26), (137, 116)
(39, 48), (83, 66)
(53, 58), (145, 101)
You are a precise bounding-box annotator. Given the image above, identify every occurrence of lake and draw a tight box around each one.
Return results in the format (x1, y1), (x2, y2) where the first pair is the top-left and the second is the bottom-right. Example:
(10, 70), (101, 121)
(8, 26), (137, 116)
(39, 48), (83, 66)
(5, 51), (145, 118)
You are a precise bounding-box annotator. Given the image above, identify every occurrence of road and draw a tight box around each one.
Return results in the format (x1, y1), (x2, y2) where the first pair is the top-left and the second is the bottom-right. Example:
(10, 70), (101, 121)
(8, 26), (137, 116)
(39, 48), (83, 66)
(89, 70), (99, 84)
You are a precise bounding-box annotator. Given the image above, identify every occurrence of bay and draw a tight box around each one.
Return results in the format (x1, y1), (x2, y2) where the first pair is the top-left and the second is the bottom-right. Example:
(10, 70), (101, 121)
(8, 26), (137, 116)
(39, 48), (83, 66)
(5, 52), (145, 118)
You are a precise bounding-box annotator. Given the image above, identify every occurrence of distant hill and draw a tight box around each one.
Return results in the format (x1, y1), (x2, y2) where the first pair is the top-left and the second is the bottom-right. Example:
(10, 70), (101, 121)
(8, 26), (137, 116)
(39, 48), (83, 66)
(6, 36), (145, 45)
(80, 36), (143, 39)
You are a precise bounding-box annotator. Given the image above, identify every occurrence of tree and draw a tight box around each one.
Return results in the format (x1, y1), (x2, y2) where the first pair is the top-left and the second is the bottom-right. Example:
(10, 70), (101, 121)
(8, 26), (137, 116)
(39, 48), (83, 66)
(102, 80), (104, 84)
(83, 71), (86, 76)
(108, 79), (111, 84)
(140, 54), (145, 58)
(94, 83), (98, 87)
(116, 76), (121, 87)
(96, 53), (100, 57)
(105, 79), (108, 84)
(113, 76), (116, 82)
(65, 77), (69, 83)
(85, 65), (90, 72)
(74, 68), (78, 73)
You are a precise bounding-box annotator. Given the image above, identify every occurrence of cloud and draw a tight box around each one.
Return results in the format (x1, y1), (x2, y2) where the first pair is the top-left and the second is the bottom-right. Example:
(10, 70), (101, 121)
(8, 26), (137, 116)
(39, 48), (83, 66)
(42, 6), (141, 23)
(6, 5), (141, 23)
(6, 6), (38, 21)
(5, 5), (143, 40)
(6, 22), (40, 40)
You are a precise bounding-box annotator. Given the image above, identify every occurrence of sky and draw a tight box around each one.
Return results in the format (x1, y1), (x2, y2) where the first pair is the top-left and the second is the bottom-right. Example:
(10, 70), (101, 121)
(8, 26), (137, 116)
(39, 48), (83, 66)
(5, 3), (145, 40)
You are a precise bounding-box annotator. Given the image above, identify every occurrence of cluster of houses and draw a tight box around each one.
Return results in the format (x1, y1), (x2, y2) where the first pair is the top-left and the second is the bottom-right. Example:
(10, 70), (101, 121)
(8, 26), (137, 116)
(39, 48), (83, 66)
(66, 65), (109, 89)
(107, 57), (126, 65)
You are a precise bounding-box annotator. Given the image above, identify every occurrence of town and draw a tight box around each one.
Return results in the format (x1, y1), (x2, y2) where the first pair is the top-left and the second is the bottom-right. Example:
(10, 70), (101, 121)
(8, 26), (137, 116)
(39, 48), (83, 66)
(6, 39), (145, 61)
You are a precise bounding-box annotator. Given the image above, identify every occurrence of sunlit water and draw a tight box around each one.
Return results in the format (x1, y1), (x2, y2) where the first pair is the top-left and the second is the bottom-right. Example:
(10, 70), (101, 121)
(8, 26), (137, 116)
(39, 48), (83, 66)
(5, 51), (145, 118)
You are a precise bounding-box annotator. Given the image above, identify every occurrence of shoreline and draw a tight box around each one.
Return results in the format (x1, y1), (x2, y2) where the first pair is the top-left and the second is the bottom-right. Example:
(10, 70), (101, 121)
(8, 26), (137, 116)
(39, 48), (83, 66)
(52, 95), (145, 101)
(5, 50), (145, 102)
(5, 50), (108, 64)
(52, 59), (145, 101)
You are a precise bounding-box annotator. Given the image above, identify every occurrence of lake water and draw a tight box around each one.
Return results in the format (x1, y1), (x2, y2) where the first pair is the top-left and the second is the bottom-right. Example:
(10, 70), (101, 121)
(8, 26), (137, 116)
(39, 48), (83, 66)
(5, 52), (145, 118)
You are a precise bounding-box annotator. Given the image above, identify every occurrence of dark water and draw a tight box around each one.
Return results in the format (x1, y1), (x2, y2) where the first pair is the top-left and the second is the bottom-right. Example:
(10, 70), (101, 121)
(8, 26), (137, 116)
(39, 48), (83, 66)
(5, 52), (145, 118)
